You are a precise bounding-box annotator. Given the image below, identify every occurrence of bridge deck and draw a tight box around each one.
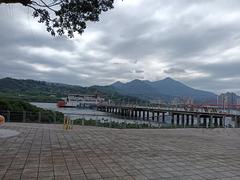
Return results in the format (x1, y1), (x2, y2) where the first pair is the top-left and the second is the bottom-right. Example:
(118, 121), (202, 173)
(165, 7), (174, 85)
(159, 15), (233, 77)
(98, 104), (239, 117)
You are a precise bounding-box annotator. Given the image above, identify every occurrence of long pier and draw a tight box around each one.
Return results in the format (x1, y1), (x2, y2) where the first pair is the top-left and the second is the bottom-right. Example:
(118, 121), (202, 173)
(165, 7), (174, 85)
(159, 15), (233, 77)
(97, 104), (240, 128)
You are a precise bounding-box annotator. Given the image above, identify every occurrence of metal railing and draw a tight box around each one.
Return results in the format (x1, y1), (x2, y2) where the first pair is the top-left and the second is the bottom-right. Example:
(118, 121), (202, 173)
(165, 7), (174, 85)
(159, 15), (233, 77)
(0, 110), (63, 124)
(1, 110), (238, 128)
(0, 110), (171, 129)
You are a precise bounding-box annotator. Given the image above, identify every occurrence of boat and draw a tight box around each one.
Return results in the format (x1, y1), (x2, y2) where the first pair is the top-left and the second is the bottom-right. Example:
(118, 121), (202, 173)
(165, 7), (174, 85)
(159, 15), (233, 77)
(57, 94), (104, 108)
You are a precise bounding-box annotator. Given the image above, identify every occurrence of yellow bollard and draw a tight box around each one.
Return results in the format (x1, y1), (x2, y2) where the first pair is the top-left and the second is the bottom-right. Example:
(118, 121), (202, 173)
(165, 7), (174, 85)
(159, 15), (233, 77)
(0, 115), (5, 125)
(67, 118), (70, 130)
(63, 116), (73, 130)
(63, 116), (68, 130)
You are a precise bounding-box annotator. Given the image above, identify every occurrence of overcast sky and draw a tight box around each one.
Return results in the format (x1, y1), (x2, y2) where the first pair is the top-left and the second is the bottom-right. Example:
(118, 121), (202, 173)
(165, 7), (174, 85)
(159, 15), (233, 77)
(0, 0), (240, 94)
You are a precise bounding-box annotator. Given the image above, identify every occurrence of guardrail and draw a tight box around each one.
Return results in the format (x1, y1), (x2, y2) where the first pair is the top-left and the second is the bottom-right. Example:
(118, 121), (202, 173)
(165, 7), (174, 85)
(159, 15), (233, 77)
(1, 110), (237, 128)
(0, 110), (174, 129)
(0, 110), (63, 124)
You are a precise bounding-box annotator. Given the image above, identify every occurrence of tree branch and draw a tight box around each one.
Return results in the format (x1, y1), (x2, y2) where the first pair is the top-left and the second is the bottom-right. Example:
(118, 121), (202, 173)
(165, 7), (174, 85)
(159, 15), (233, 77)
(1, 0), (115, 38)
(31, 0), (58, 11)
(0, 0), (32, 6)
(47, 1), (62, 7)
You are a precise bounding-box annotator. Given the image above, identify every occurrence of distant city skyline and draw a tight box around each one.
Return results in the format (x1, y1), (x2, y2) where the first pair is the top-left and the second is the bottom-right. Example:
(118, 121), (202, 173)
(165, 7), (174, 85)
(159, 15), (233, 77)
(1, 1), (240, 94)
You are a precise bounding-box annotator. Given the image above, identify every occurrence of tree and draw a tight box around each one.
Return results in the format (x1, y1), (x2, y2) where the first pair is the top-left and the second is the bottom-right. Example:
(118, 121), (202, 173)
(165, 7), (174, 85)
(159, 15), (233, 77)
(0, 0), (114, 37)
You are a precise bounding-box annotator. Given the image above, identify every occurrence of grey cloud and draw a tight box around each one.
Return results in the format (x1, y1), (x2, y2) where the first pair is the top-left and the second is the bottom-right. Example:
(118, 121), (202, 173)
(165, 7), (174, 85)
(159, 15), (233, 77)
(135, 70), (144, 74)
(1, 1), (240, 93)
(164, 68), (186, 74)
(199, 62), (240, 79)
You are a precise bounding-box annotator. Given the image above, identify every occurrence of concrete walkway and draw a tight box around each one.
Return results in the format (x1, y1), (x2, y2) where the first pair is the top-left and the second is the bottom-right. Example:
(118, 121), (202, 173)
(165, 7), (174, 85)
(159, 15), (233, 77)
(0, 123), (240, 180)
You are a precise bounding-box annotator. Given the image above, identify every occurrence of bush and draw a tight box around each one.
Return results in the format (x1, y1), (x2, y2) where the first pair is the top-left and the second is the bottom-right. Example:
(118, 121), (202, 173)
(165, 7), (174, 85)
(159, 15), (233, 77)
(0, 97), (64, 123)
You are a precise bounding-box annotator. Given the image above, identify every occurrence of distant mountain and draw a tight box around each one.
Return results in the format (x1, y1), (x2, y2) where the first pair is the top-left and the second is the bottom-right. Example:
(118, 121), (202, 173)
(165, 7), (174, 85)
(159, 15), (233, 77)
(111, 78), (217, 103)
(0, 77), (141, 103)
(112, 79), (158, 97)
(0, 77), (217, 103)
(111, 81), (124, 88)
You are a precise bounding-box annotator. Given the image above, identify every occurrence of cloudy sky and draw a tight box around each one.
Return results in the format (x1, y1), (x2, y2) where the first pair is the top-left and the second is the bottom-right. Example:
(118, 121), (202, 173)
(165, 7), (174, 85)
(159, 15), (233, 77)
(0, 0), (240, 94)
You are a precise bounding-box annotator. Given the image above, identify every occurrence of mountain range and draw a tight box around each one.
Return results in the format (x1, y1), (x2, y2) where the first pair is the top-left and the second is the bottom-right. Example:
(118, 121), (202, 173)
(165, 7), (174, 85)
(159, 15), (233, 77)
(112, 78), (217, 103)
(0, 77), (217, 103)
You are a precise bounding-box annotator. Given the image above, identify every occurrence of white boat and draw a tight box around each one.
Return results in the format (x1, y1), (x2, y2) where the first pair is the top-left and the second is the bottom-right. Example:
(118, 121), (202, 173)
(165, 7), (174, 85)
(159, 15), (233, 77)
(57, 94), (104, 108)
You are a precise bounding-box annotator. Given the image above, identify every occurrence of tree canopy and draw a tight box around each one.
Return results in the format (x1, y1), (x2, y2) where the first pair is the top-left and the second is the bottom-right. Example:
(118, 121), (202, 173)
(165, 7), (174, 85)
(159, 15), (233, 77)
(0, 0), (115, 37)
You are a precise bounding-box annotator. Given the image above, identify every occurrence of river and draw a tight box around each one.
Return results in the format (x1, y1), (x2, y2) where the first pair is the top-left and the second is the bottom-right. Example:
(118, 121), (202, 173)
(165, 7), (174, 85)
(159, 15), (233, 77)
(31, 102), (155, 125)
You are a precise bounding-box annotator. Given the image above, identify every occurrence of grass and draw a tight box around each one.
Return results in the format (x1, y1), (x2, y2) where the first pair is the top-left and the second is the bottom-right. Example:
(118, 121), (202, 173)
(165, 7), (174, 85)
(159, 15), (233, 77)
(73, 118), (155, 129)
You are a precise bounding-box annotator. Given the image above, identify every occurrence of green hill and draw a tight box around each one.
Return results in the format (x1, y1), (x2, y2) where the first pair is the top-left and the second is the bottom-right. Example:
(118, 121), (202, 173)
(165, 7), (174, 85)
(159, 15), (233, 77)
(0, 77), (87, 102)
(0, 77), (142, 103)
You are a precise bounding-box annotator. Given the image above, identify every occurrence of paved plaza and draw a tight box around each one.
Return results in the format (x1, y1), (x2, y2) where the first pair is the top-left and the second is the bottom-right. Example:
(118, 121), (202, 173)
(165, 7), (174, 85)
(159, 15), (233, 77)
(0, 123), (240, 180)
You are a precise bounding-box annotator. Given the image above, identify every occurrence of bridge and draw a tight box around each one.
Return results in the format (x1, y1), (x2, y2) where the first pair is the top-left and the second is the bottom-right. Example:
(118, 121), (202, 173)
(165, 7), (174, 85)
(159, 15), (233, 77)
(97, 104), (240, 128)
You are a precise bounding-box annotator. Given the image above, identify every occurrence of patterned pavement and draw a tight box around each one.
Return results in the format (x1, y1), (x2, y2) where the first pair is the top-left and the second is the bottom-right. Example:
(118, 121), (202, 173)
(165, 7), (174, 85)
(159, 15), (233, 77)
(0, 123), (240, 180)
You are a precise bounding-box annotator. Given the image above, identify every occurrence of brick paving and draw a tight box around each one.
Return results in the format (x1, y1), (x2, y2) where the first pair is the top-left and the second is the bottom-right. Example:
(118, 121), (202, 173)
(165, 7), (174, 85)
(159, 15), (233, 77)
(0, 123), (240, 180)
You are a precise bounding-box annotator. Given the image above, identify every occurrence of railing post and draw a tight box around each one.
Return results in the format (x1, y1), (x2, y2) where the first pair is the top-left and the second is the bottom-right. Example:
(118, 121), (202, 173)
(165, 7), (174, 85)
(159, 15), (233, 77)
(171, 113), (174, 128)
(38, 112), (41, 123)
(191, 115), (194, 127)
(23, 111), (26, 123)
(209, 116), (213, 128)
(223, 116), (226, 128)
(53, 112), (56, 123)
(7, 111), (10, 122)
(197, 114), (200, 128)
(234, 116), (238, 128)
(109, 120), (111, 128)
(109, 116), (112, 128)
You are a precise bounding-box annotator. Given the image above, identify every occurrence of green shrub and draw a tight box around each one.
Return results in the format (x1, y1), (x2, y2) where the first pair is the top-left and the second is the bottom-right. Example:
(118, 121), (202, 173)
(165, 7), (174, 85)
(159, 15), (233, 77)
(0, 97), (64, 123)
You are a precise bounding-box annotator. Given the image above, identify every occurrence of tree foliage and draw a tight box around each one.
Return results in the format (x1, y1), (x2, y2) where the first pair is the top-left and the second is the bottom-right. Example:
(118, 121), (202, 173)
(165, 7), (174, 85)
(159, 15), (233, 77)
(0, 0), (115, 37)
